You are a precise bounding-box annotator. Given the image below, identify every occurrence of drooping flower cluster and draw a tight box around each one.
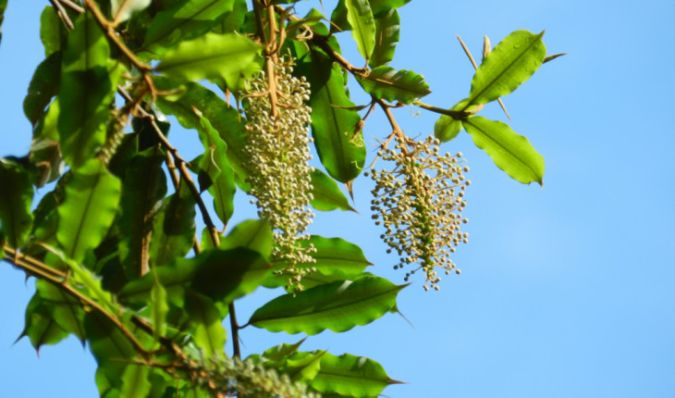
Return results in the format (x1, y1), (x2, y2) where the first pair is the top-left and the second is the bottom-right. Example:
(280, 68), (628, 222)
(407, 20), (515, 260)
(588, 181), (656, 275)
(242, 59), (316, 289)
(369, 136), (470, 290)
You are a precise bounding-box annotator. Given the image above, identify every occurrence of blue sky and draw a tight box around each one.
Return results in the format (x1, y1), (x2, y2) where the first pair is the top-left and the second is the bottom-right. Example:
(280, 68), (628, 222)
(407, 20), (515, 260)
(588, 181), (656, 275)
(2, 0), (675, 397)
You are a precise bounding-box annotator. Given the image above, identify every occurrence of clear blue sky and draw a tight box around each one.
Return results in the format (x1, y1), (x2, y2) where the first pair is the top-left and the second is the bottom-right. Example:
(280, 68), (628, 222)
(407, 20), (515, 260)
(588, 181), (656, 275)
(2, 1), (675, 397)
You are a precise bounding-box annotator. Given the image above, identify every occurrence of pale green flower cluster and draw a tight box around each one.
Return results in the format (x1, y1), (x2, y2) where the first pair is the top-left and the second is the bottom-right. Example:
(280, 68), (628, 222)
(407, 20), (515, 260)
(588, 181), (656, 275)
(369, 136), (470, 291)
(242, 59), (316, 289)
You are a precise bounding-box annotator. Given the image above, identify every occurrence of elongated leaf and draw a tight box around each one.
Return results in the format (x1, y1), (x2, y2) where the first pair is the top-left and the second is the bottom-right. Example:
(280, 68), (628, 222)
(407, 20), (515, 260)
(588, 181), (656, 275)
(265, 236), (371, 289)
(464, 30), (545, 109)
(185, 291), (226, 361)
(369, 9), (399, 67)
(57, 159), (121, 262)
(311, 169), (354, 212)
(120, 365), (152, 398)
(196, 114), (235, 225)
(220, 219), (273, 260)
(463, 116), (544, 184)
(434, 115), (462, 142)
(58, 14), (119, 168)
(21, 293), (69, 352)
(250, 275), (404, 335)
(299, 50), (365, 182)
(149, 184), (195, 268)
(345, 0), (376, 61)
(0, 160), (33, 248)
(111, 0), (151, 24)
(369, 0), (410, 15)
(120, 248), (270, 308)
(23, 52), (61, 125)
(119, 152), (167, 278)
(149, 275), (169, 343)
(143, 0), (234, 50)
(310, 352), (399, 398)
(155, 33), (260, 86)
(156, 81), (248, 182)
(35, 280), (85, 341)
(357, 66), (430, 103)
(85, 312), (138, 385)
(39, 6), (66, 56)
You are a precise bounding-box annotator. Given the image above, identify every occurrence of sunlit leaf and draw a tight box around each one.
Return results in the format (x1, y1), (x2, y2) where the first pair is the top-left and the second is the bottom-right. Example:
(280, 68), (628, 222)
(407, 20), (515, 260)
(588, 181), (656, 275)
(220, 219), (274, 260)
(464, 30), (545, 109)
(35, 280), (85, 341)
(345, 0), (376, 61)
(0, 159), (33, 248)
(149, 275), (169, 343)
(57, 159), (121, 262)
(39, 6), (66, 56)
(264, 236), (371, 289)
(311, 169), (354, 212)
(120, 364), (152, 398)
(310, 352), (400, 398)
(298, 50), (365, 183)
(434, 115), (462, 142)
(357, 66), (430, 103)
(196, 113), (235, 226)
(111, 0), (151, 24)
(143, 0), (235, 51)
(185, 291), (226, 361)
(155, 33), (260, 86)
(249, 275), (404, 335)
(369, 8), (399, 67)
(463, 116), (544, 184)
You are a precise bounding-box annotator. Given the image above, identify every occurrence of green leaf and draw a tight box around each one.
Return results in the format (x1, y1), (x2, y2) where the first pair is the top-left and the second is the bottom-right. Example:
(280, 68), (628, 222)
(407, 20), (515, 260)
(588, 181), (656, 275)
(463, 116), (544, 185)
(149, 185), (196, 268)
(311, 169), (354, 212)
(85, 312), (137, 373)
(369, 9), (399, 67)
(357, 66), (430, 104)
(149, 275), (169, 343)
(156, 81), (248, 182)
(39, 6), (66, 56)
(369, 0), (410, 15)
(0, 0), (7, 45)
(58, 14), (120, 168)
(120, 365), (152, 398)
(249, 275), (404, 335)
(196, 113), (235, 225)
(57, 159), (121, 262)
(220, 219), (274, 260)
(265, 236), (371, 289)
(344, 0), (376, 61)
(111, 0), (151, 24)
(143, 0), (235, 51)
(155, 32), (260, 86)
(120, 248), (270, 308)
(464, 30), (545, 109)
(35, 280), (86, 341)
(185, 291), (226, 361)
(119, 152), (167, 278)
(0, 160), (34, 248)
(22, 293), (69, 352)
(434, 115), (462, 142)
(23, 52), (61, 125)
(299, 50), (365, 183)
(310, 352), (400, 398)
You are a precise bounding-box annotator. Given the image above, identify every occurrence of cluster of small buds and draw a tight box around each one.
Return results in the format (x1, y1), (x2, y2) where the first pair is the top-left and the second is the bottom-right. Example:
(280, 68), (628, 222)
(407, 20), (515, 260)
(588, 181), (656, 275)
(242, 58), (316, 290)
(368, 136), (470, 291)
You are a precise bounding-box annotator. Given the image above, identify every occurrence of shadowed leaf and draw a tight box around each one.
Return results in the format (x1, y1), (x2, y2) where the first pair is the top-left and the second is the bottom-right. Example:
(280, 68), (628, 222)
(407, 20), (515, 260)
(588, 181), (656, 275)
(0, 159), (33, 248)
(311, 169), (354, 212)
(369, 8), (399, 67)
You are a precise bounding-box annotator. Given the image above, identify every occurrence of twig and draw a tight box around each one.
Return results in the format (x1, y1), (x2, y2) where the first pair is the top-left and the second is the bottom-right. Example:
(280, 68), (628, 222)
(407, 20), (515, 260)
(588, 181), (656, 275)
(414, 100), (469, 120)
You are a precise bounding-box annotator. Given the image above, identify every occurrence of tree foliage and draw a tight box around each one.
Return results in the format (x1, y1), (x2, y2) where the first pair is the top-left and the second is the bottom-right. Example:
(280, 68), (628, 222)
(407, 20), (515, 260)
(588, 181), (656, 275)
(0, 0), (558, 396)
